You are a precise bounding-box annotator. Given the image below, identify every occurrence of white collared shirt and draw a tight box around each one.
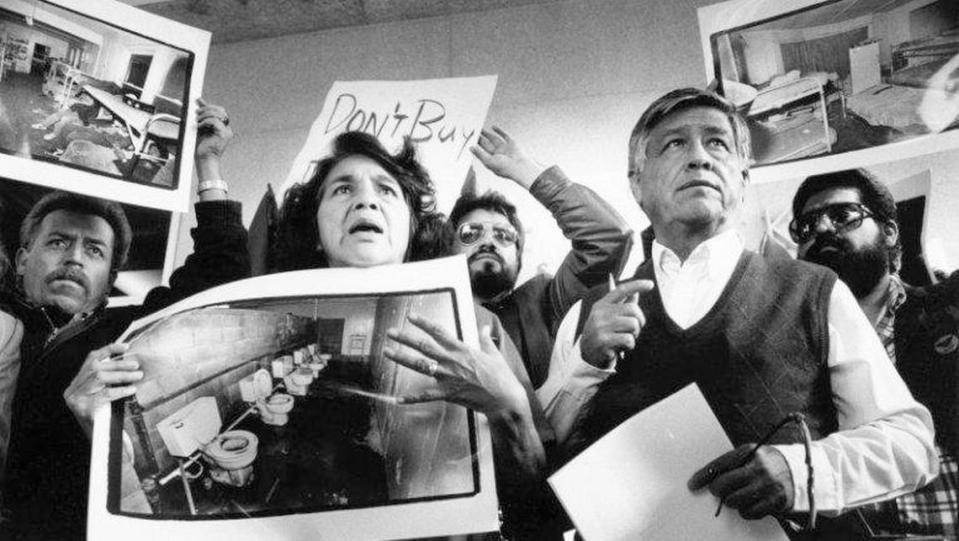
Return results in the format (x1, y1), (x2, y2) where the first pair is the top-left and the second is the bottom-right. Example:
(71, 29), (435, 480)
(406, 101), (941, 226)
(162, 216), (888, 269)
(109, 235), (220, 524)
(536, 233), (937, 516)
(651, 229), (742, 329)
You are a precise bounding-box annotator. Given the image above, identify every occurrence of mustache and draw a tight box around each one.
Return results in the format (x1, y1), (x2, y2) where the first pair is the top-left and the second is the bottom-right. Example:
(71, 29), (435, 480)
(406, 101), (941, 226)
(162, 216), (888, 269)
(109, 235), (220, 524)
(805, 234), (851, 259)
(468, 245), (503, 265)
(45, 267), (89, 290)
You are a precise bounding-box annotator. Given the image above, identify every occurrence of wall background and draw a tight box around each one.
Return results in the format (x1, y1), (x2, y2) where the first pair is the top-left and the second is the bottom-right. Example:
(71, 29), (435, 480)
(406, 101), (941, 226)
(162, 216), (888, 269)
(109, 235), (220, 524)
(172, 0), (959, 282)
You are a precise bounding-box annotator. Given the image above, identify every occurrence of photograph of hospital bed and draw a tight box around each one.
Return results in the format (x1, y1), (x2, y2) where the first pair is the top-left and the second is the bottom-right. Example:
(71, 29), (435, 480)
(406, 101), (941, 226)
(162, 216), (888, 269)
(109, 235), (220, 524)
(0, 0), (189, 186)
(112, 291), (478, 519)
(712, 0), (959, 166)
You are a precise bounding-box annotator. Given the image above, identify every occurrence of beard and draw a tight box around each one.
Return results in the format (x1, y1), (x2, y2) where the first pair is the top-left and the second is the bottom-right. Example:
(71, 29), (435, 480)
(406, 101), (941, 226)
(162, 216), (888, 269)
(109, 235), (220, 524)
(804, 233), (889, 298)
(469, 252), (517, 300)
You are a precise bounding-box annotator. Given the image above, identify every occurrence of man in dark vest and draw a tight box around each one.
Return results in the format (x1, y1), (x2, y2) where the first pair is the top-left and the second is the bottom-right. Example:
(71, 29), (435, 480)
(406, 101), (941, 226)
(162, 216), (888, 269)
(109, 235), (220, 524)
(451, 126), (632, 388)
(793, 168), (957, 539)
(536, 88), (937, 536)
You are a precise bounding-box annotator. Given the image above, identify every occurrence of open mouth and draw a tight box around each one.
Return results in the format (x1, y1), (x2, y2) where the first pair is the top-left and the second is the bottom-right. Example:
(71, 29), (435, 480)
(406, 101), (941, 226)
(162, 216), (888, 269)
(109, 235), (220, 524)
(348, 220), (383, 234)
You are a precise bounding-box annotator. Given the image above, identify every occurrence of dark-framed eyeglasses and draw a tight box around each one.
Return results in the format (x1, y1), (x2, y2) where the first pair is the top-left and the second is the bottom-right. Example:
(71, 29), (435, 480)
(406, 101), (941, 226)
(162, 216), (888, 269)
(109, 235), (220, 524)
(789, 202), (875, 244)
(456, 222), (518, 247)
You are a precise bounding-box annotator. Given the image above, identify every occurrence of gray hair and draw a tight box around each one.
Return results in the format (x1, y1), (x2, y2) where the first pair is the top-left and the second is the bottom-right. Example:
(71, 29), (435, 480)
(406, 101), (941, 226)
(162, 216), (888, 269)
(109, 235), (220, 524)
(627, 87), (751, 179)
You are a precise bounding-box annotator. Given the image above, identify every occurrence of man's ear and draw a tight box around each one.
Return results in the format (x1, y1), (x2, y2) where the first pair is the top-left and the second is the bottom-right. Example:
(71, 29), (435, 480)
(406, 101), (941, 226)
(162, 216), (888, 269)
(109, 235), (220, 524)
(629, 175), (643, 210)
(14, 247), (28, 277)
(882, 220), (899, 247)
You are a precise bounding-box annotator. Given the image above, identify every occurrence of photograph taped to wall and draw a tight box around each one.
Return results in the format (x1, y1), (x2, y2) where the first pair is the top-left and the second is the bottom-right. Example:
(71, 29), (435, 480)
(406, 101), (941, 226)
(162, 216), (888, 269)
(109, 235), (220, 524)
(0, 175), (178, 305)
(88, 256), (499, 541)
(278, 76), (498, 214)
(0, 0), (209, 212)
(698, 0), (959, 174)
(736, 146), (959, 284)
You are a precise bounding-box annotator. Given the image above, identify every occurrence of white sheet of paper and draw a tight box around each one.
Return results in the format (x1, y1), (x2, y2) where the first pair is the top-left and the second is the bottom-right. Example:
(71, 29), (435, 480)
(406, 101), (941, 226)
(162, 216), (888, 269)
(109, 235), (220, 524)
(279, 76), (497, 213)
(549, 384), (788, 541)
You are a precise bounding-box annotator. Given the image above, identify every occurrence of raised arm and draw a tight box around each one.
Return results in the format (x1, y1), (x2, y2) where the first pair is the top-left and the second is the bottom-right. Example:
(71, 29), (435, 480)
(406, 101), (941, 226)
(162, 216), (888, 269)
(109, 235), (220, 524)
(142, 99), (250, 312)
(472, 126), (633, 332)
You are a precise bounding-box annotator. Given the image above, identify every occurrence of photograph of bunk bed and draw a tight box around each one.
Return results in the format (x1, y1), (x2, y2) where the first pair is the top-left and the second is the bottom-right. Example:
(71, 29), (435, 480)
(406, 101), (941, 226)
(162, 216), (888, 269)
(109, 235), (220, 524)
(710, 0), (959, 166)
(847, 27), (959, 135)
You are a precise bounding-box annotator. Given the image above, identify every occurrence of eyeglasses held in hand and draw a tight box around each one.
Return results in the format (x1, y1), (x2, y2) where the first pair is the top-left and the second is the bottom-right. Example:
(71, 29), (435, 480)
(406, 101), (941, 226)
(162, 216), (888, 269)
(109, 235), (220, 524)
(789, 202), (874, 244)
(456, 222), (518, 247)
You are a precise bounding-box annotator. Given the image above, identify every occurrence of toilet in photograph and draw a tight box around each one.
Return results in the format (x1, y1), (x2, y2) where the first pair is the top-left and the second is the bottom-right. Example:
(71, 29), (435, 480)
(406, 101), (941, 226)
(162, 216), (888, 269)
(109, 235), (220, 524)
(257, 392), (294, 426)
(239, 368), (273, 403)
(155, 397), (261, 488)
(205, 430), (259, 487)
(284, 366), (314, 396)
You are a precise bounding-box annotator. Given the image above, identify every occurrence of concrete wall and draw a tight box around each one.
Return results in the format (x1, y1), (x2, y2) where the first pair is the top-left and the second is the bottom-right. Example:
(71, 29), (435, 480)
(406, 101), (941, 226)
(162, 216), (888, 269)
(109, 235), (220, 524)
(170, 0), (959, 281)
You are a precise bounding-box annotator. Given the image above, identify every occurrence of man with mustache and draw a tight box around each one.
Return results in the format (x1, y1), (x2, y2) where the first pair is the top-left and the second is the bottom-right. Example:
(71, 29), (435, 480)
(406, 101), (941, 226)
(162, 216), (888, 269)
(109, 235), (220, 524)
(450, 126), (632, 388)
(538, 88), (937, 537)
(0, 101), (250, 540)
(793, 168), (957, 539)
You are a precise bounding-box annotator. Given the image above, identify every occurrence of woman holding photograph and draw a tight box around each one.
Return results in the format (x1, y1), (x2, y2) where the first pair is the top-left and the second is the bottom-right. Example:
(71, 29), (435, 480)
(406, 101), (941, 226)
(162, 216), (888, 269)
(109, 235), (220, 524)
(87, 127), (561, 538)
(272, 131), (559, 539)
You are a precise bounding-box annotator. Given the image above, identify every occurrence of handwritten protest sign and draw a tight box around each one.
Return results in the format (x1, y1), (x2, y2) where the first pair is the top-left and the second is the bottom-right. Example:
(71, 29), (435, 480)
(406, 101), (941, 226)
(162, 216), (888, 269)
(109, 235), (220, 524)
(279, 76), (498, 213)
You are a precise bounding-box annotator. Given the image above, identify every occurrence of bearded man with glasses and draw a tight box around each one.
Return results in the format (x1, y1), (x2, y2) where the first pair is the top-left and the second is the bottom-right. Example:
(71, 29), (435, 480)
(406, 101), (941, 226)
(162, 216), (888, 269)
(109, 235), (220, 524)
(793, 168), (958, 540)
(450, 126), (633, 389)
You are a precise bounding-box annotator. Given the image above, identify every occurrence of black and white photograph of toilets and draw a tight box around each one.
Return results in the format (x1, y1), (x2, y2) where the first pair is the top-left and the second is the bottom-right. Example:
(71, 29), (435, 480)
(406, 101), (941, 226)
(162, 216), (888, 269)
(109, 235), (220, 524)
(89, 259), (498, 540)
(110, 289), (482, 520)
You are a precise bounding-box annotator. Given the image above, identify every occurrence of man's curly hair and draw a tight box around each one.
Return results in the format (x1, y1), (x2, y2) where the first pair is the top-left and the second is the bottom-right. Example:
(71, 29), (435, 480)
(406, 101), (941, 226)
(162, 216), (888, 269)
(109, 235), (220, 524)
(272, 131), (443, 271)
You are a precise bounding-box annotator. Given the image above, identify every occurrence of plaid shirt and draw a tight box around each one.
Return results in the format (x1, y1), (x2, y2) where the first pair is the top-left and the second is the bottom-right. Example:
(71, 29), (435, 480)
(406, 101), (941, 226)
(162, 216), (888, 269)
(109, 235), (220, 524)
(875, 275), (958, 540)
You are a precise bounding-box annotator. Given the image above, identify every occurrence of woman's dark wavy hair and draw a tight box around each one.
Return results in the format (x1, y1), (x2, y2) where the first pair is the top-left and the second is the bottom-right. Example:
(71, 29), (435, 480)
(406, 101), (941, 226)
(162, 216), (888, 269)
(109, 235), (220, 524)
(272, 131), (444, 271)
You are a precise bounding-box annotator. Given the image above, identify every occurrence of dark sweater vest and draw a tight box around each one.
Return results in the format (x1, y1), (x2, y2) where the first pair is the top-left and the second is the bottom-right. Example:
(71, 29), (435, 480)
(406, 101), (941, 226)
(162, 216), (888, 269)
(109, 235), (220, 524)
(573, 251), (838, 452)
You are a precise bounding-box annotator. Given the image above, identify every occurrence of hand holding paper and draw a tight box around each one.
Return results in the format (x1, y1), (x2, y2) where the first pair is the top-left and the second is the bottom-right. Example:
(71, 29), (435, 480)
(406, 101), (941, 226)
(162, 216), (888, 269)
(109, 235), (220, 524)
(548, 384), (787, 541)
(64, 342), (140, 438)
(688, 443), (794, 519)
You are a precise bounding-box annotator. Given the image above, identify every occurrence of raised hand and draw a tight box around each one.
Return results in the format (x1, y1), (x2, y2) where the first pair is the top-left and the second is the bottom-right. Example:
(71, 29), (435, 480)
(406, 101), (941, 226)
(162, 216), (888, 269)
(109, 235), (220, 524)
(382, 313), (530, 420)
(580, 279), (654, 368)
(195, 97), (233, 162)
(470, 126), (545, 190)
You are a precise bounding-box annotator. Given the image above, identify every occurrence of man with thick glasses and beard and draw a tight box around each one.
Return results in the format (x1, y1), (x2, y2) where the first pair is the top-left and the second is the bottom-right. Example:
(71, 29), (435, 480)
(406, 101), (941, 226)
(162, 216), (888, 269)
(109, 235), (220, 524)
(793, 168), (958, 540)
(450, 127), (632, 388)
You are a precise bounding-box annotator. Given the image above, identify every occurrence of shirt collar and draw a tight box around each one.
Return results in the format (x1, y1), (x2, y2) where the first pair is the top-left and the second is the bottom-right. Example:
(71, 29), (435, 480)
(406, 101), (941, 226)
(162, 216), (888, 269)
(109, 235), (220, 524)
(884, 274), (908, 315)
(651, 229), (743, 278)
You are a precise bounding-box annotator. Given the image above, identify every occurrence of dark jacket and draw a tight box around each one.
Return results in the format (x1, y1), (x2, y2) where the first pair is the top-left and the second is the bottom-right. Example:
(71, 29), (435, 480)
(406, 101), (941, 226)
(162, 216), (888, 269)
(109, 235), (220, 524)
(485, 167), (632, 389)
(895, 272), (959, 457)
(2, 200), (249, 541)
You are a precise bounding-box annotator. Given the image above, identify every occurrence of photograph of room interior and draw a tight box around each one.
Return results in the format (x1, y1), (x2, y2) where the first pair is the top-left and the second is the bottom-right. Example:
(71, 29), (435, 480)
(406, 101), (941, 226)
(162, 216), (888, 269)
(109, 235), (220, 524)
(114, 290), (478, 519)
(711, 0), (959, 165)
(0, 0), (190, 186)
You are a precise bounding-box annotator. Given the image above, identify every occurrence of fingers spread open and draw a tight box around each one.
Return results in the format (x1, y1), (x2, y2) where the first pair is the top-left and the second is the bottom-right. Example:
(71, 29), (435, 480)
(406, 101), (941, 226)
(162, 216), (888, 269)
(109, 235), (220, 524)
(386, 326), (451, 365)
(491, 125), (510, 142)
(405, 314), (463, 352)
(383, 346), (442, 378)
(470, 145), (493, 164)
(397, 389), (448, 404)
